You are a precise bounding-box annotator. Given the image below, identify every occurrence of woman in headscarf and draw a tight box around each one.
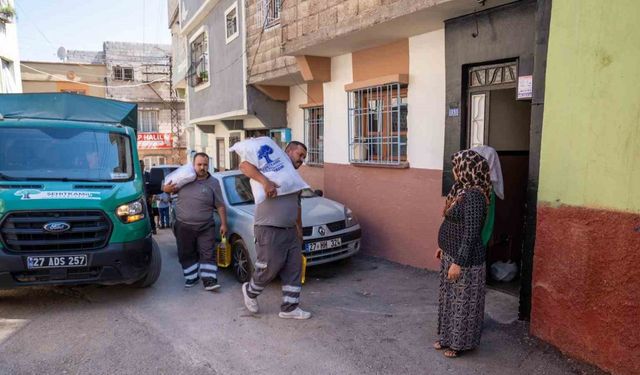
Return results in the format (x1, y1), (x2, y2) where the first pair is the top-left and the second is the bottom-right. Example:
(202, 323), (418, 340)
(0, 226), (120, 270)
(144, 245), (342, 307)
(434, 149), (492, 358)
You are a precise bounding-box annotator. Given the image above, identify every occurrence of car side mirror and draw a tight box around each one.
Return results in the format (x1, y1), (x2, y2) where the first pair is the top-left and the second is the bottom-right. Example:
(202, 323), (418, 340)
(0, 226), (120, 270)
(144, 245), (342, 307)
(314, 189), (324, 197)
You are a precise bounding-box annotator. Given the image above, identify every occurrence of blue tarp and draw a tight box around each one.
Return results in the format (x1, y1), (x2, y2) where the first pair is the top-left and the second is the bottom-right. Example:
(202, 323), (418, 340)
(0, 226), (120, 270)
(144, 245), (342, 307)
(0, 93), (138, 130)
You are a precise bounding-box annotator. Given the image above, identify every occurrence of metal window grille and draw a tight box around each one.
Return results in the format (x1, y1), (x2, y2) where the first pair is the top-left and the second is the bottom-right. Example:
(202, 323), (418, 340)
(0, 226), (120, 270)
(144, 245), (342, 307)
(139, 110), (159, 132)
(257, 0), (280, 29)
(188, 33), (208, 87)
(348, 83), (408, 165)
(304, 107), (324, 166)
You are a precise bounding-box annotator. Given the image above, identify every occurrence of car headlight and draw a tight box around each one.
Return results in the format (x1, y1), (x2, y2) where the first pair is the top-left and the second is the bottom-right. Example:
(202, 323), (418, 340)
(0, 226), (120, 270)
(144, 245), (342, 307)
(345, 207), (358, 228)
(116, 198), (146, 223)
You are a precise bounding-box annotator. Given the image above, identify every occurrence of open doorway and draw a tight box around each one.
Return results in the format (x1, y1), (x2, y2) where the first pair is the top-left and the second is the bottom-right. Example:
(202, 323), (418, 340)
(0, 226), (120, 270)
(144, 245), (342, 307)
(466, 61), (531, 296)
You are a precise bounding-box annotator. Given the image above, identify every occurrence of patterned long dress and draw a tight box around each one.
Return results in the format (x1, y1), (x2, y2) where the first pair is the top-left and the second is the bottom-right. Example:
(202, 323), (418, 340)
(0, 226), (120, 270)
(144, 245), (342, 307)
(437, 189), (487, 351)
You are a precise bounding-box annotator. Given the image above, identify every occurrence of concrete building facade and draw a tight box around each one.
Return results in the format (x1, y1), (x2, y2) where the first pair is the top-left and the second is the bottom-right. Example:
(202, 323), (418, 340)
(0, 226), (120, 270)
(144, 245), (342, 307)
(20, 61), (107, 97)
(175, 0), (289, 171)
(0, 0), (22, 93)
(530, 1), (640, 374)
(66, 42), (187, 168)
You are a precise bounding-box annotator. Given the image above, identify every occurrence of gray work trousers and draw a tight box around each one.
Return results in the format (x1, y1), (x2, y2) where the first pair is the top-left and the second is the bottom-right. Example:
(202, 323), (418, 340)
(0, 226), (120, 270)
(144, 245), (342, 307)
(175, 220), (218, 282)
(246, 225), (303, 312)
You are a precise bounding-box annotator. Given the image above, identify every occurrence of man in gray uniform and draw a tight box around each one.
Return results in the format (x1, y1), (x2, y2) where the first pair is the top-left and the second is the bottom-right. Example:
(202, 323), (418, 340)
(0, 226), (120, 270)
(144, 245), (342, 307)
(163, 153), (228, 291)
(240, 141), (311, 320)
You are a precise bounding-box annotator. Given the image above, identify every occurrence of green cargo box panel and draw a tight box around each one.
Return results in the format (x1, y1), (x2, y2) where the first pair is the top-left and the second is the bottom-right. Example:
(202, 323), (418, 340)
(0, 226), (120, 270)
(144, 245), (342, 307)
(0, 93), (138, 130)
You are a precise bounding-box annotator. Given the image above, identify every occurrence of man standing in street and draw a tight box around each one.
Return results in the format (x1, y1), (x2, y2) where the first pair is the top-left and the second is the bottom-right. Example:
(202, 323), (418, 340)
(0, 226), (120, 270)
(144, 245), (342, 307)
(240, 141), (311, 320)
(157, 191), (171, 229)
(139, 160), (157, 235)
(162, 153), (228, 291)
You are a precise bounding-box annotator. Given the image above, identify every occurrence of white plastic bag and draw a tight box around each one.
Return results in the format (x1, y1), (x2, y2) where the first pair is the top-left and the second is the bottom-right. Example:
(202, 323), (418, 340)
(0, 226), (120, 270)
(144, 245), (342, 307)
(163, 164), (196, 189)
(230, 137), (309, 205)
(490, 260), (518, 282)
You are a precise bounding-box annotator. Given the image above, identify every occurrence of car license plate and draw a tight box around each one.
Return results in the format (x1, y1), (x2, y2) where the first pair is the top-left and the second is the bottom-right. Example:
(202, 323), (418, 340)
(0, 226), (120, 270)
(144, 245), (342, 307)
(26, 255), (88, 269)
(306, 238), (342, 252)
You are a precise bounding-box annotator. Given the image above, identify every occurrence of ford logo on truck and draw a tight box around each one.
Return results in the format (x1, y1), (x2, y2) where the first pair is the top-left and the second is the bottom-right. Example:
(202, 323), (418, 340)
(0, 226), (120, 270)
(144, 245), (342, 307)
(43, 222), (71, 233)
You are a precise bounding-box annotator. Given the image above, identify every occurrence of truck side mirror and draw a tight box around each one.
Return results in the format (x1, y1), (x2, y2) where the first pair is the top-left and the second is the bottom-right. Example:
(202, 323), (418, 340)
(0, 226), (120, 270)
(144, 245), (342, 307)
(148, 169), (164, 195)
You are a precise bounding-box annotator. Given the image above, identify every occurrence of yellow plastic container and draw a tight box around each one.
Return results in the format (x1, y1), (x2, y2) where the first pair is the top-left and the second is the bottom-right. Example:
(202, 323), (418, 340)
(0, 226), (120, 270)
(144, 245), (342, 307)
(301, 255), (307, 284)
(216, 236), (232, 268)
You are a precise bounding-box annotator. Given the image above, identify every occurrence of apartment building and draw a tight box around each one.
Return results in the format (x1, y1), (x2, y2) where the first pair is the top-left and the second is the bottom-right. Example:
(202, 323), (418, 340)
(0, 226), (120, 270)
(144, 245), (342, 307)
(66, 42), (187, 167)
(21, 61), (107, 97)
(173, 0), (288, 171)
(0, 0), (21, 93)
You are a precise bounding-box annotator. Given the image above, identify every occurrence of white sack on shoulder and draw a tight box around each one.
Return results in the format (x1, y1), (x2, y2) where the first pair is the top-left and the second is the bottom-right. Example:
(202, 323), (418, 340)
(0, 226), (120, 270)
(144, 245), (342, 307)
(230, 137), (309, 205)
(163, 164), (196, 189)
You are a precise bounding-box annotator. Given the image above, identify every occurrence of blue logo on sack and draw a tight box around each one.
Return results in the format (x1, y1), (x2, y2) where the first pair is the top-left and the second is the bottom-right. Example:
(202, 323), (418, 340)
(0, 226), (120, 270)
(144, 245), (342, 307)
(257, 145), (274, 164)
(257, 144), (284, 173)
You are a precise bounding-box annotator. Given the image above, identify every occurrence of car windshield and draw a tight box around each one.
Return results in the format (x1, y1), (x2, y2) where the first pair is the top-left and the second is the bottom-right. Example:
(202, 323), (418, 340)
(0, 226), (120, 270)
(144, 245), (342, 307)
(223, 175), (317, 204)
(0, 126), (133, 182)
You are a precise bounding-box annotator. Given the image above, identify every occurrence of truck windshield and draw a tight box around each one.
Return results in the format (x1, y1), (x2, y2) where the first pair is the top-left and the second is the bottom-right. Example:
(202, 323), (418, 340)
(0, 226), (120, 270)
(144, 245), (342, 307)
(0, 127), (133, 182)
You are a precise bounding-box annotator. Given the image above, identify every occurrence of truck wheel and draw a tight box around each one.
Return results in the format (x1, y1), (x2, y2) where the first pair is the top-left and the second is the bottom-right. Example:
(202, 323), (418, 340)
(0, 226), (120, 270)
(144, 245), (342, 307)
(134, 239), (162, 288)
(232, 239), (252, 284)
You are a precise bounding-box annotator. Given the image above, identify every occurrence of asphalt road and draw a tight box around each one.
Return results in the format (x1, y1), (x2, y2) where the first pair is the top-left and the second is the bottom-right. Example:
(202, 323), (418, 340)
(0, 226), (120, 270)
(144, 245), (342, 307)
(0, 230), (604, 375)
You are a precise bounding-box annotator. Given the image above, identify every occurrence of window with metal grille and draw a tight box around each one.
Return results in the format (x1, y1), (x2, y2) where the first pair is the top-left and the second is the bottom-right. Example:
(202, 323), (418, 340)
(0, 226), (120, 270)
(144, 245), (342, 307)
(225, 3), (239, 43)
(113, 66), (133, 81)
(304, 106), (324, 166)
(189, 32), (209, 87)
(257, 0), (281, 29)
(139, 110), (159, 132)
(348, 83), (408, 165)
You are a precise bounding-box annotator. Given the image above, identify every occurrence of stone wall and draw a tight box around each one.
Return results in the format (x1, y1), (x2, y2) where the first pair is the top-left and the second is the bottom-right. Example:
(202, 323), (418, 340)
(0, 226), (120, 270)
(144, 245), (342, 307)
(280, 0), (450, 54)
(246, 0), (298, 84)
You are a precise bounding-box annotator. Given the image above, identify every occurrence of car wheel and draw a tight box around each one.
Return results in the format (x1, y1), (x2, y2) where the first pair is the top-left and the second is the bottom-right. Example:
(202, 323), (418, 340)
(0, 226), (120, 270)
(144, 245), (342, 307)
(232, 239), (252, 283)
(133, 239), (162, 288)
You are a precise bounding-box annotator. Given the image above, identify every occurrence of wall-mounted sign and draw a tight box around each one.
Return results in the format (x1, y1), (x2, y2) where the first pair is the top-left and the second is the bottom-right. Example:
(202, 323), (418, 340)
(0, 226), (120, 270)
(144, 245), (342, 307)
(137, 132), (172, 149)
(448, 103), (460, 117)
(517, 75), (533, 100)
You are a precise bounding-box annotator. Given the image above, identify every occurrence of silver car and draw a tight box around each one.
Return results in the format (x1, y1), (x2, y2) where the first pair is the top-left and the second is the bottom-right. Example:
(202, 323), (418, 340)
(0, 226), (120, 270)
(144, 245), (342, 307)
(212, 170), (361, 283)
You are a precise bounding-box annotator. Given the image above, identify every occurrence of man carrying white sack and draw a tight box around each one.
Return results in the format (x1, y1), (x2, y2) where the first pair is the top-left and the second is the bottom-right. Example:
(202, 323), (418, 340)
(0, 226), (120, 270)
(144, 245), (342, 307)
(238, 140), (311, 320)
(162, 153), (228, 291)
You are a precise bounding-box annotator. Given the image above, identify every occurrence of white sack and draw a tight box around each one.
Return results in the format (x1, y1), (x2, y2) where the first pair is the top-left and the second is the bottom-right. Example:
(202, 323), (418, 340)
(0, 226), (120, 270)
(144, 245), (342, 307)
(230, 137), (309, 205)
(163, 164), (196, 189)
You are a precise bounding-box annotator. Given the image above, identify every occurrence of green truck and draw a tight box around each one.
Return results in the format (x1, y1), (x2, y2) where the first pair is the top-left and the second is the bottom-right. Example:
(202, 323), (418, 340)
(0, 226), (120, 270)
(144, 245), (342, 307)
(0, 93), (161, 288)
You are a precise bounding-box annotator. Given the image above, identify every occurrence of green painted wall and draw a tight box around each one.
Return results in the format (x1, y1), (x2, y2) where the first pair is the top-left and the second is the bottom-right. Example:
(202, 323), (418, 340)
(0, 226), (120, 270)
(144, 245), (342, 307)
(539, 0), (640, 213)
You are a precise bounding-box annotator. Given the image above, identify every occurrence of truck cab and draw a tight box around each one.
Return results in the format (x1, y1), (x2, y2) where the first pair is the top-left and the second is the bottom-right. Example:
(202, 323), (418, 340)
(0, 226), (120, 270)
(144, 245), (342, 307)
(0, 93), (161, 288)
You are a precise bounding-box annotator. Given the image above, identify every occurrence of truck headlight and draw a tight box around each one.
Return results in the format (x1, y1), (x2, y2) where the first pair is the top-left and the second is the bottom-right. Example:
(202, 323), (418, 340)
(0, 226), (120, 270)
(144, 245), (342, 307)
(116, 198), (146, 223)
(345, 207), (358, 228)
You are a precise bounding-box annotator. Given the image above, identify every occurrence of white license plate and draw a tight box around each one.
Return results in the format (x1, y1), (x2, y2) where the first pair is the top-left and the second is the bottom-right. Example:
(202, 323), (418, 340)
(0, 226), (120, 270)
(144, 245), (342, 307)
(27, 255), (88, 269)
(306, 238), (342, 252)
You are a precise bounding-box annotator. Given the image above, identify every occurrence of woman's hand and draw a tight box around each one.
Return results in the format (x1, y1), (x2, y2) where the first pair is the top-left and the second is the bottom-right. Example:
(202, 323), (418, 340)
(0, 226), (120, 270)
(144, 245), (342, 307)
(447, 263), (461, 281)
(435, 248), (442, 260)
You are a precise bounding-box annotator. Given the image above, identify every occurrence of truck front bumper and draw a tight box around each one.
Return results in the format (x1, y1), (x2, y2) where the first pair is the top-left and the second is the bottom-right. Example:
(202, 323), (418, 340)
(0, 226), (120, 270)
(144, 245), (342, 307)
(0, 236), (153, 288)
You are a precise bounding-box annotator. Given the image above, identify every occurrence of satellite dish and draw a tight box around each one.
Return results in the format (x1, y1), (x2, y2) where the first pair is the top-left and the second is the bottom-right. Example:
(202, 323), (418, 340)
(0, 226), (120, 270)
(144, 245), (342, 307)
(57, 46), (67, 62)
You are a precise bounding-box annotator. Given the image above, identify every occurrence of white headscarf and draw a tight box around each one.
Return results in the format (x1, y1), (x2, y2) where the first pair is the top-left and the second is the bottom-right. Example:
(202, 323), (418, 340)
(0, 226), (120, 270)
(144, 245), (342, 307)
(470, 145), (504, 200)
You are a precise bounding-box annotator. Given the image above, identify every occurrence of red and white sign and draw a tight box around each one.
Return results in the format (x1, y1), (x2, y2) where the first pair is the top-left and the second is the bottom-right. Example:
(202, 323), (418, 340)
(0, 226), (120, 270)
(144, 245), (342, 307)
(137, 132), (172, 149)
